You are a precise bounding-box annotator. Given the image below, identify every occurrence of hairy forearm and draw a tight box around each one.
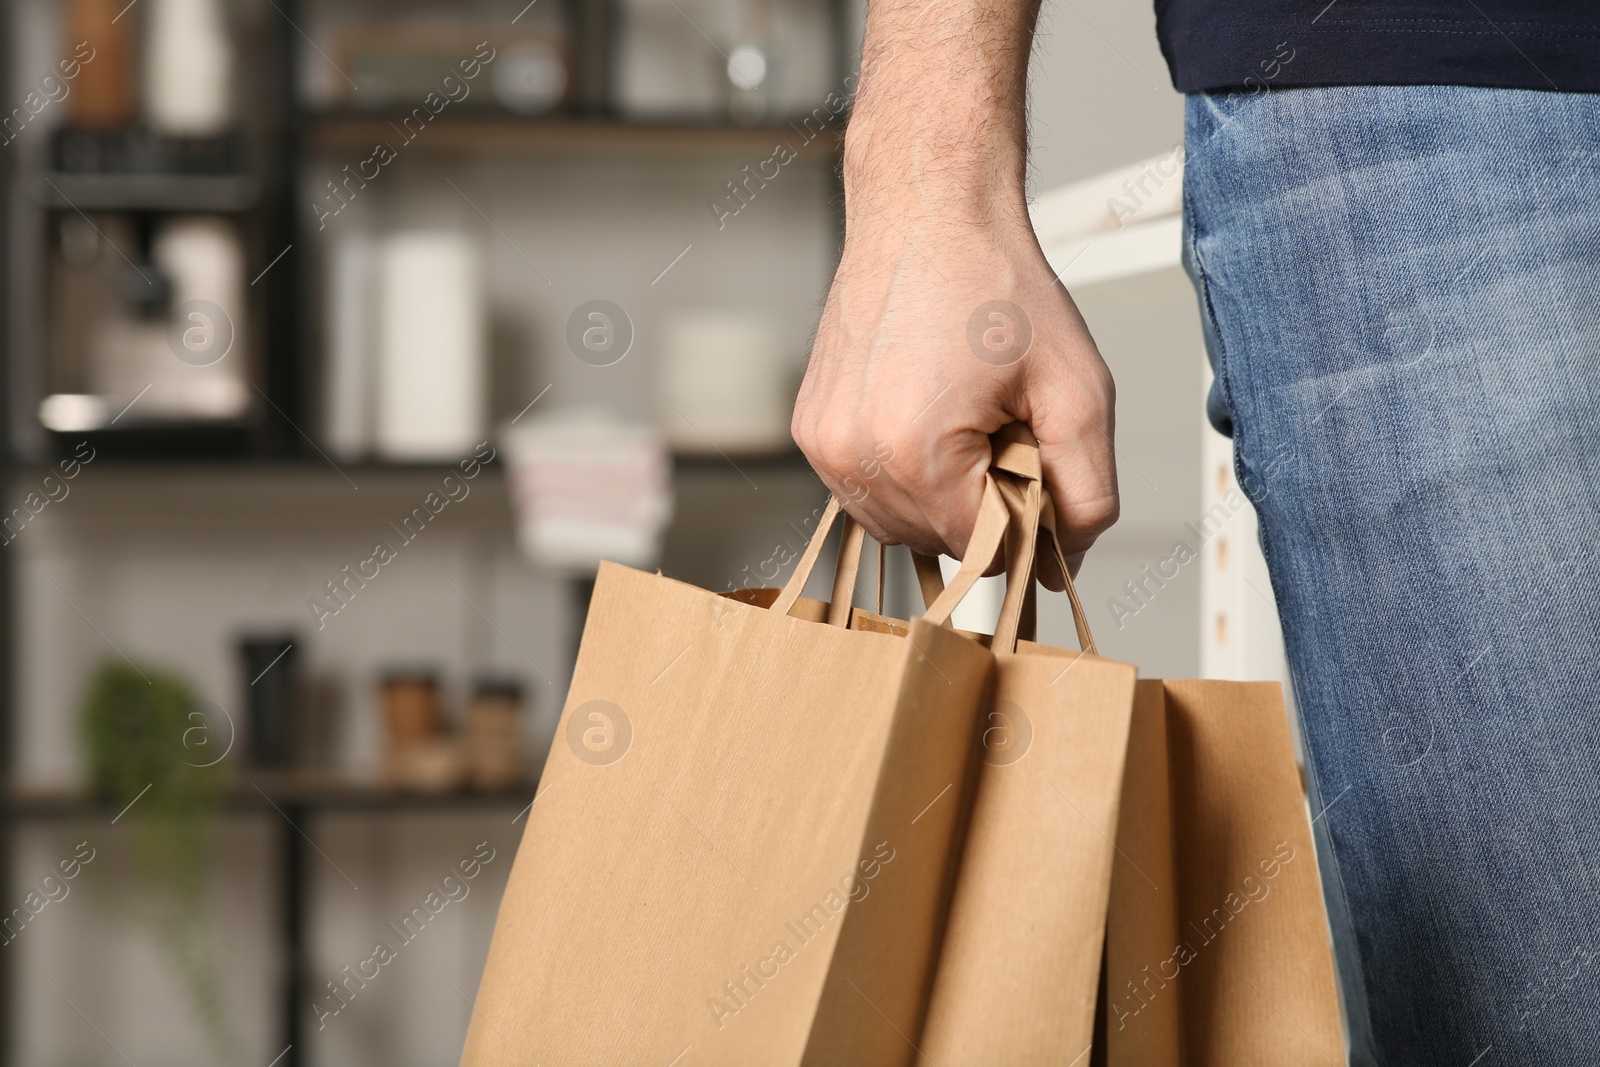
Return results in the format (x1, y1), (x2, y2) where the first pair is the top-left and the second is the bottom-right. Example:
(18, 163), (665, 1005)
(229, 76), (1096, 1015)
(798, 0), (1116, 571)
(845, 0), (1041, 227)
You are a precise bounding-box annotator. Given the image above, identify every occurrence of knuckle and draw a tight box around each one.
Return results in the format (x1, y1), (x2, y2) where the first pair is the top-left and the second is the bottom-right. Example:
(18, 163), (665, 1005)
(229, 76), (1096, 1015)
(1070, 495), (1121, 538)
(796, 416), (864, 481)
(1094, 496), (1122, 531)
(790, 410), (817, 457)
(1097, 369), (1117, 409)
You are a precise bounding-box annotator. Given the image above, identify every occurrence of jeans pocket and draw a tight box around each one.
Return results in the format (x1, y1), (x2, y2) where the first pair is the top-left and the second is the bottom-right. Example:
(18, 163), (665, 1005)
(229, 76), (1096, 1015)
(1180, 178), (1236, 441)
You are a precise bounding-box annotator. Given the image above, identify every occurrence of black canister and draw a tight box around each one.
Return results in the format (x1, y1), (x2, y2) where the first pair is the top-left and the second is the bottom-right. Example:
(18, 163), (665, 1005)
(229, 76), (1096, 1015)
(238, 634), (299, 767)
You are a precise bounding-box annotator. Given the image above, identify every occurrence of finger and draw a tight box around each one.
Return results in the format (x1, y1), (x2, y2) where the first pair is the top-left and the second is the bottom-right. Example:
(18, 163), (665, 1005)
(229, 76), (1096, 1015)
(877, 422), (993, 559)
(812, 427), (993, 559)
(815, 460), (950, 557)
(1027, 377), (1120, 561)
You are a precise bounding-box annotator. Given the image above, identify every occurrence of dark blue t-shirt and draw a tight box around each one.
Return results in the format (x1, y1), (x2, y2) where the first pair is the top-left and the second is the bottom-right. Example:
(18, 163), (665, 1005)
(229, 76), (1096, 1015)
(1155, 0), (1600, 93)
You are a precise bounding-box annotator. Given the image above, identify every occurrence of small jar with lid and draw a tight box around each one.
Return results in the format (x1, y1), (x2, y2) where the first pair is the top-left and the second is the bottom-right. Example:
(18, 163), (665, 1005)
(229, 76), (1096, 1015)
(380, 671), (463, 792)
(464, 678), (527, 790)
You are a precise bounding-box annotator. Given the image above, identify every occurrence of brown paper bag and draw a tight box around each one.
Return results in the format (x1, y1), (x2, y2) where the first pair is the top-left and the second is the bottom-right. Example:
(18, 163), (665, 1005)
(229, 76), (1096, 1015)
(1103, 680), (1345, 1066)
(912, 433), (1342, 1065)
(460, 476), (1020, 1067)
(1098, 682), (1183, 1065)
(918, 440), (1141, 1064)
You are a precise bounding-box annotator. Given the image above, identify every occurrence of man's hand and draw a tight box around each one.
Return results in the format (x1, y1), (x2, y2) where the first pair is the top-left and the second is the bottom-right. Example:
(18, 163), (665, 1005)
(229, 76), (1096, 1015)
(791, 0), (1118, 579)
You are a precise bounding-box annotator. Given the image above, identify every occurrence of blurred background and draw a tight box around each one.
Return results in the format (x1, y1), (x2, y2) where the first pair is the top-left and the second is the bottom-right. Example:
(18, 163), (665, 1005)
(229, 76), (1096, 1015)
(0, 0), (1227, 1063)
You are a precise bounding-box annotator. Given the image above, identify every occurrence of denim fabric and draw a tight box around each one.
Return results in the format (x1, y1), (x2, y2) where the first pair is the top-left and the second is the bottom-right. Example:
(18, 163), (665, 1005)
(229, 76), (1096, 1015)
(1182, 86), (1600, 1065)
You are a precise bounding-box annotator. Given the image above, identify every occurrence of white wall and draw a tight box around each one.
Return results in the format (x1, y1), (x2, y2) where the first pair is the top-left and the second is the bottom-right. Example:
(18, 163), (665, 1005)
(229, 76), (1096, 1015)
(1054, 266), (1204, 677)
(1028, 0), (1183, 192)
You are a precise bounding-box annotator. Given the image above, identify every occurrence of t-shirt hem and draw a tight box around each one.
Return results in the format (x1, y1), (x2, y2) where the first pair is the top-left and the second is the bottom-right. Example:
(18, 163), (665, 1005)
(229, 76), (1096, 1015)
(1160, 16), (1600, 95)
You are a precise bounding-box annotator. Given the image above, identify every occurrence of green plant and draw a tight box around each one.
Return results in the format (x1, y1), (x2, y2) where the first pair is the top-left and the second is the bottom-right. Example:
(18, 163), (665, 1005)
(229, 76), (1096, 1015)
(81, 660), (240, 1063)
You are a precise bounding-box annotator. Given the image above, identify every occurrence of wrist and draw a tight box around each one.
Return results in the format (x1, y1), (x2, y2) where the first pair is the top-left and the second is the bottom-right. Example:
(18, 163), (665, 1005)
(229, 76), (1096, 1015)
(842, 107), (1028, 228)
(842, 0), (1035, 226)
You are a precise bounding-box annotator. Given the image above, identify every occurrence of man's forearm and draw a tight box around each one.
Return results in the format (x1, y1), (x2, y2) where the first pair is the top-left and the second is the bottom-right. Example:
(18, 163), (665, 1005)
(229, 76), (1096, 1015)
(845, 0), (1042, 226)
(796, 0), (1117, 569)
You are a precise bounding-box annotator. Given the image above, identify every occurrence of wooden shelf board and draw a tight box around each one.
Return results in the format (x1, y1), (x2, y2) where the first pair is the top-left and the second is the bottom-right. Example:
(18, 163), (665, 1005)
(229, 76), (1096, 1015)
(37, 172), (260, 213)
(672, 447), (812, 473)
(3, 773), (539, 818)
(11, 450), (812, 477)
(305, 113), (844, 161)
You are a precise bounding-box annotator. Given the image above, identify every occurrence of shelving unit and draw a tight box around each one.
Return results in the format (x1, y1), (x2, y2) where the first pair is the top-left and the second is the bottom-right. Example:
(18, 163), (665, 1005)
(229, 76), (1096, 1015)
(5, 13), (300, 464)
(0, 0), (846, 1061)
(6, 775), (538, 1062)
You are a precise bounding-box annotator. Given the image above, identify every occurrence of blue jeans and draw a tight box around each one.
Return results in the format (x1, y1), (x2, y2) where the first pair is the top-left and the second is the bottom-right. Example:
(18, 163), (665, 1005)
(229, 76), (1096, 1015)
(1183, 86), (1600, 1066)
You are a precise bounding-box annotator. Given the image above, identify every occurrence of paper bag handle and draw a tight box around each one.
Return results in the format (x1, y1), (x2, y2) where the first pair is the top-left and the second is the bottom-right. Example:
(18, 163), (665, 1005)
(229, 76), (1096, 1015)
(770, 496), (871, 625)
(993, 472), (1042, 653)
(992, 472), (1097, 655)
(771, 422), (1023, 626)
(771, 475), (1010, 629)
(991, 429), (1097, 654)
(1035, 486), (1098, 655)
(913, 427), (1097, 655)
(921, 472), (1012, 627)
(767, 496), (907, 625)
(770, 427), (1096, 655)
(911, 424), (1045, 620)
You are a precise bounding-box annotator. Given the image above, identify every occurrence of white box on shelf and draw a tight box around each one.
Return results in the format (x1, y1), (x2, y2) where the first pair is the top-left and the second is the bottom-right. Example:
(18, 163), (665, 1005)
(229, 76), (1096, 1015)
(374, 230), (487, 461)
(323, 235), (375, 459)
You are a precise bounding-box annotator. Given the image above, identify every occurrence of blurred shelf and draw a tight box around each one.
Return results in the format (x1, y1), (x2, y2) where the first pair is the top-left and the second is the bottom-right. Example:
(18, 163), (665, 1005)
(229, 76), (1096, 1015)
(36, 172), (260, 213)
(27, 402), (495, 468)
(305, 112), (844, 161)
(3, 773), (538, 819)
(14, 443), (810, 476)
(35, 418), (261, 462)
(15, 451), (504, 475)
